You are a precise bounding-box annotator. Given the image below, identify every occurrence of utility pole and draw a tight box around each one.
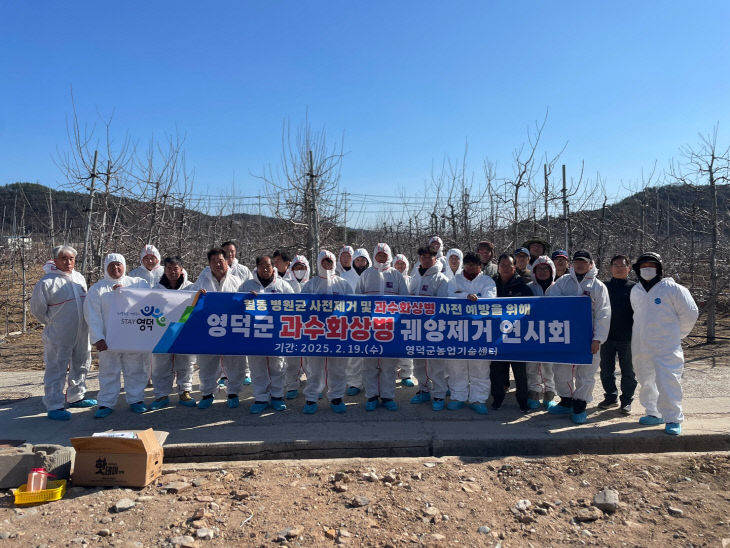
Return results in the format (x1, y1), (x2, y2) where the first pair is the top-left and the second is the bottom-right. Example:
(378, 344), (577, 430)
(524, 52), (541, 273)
(48, 188), (55, 247)
(308, 150), (320, 267)
(561, 164), (569, 250)
(342, 191), (347, 244)
(81, 150), (98, 278)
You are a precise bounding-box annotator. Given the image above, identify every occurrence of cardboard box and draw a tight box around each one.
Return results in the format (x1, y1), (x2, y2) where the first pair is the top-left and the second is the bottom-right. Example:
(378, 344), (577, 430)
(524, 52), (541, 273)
(70, 429), (167, 487)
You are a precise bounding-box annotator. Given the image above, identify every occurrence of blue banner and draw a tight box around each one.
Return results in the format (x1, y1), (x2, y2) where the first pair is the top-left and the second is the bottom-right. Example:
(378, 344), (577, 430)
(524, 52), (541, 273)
(154, 293), (594, 365)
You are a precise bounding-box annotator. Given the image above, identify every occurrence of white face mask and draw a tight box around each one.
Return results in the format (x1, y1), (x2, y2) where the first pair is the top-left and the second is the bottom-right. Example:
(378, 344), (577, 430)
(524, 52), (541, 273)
(640, 267), (657, 281)
(293, 270), (306, 281)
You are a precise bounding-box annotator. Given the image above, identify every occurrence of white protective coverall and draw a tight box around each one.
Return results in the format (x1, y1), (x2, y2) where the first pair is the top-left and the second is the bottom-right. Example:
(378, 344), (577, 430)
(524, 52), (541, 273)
(446, 269), (496, 403)
(31, 260), (92, 410)
(128, 245), (164, 288)
(356, 243), (410, 400)
(631, 277), (698, 423)
(409, 261), (450, 399)
(393, 253), (414, 380)
(443, 248), (464, 281)
(239, 272), (294, 402)
(410, 236), (447, 276)
(191, 266), (247, 397)
(525, 256), (557, 398)
(300, 251), (353, 402)
(284, 255), (311, 393)
(336, 245), (356, 287)
(546, 263), (611, 404)
(151, 270), (196, 399)
(344, 247), (371, 391)
(84, 254), (150, 408)
(198, 258), (253, 286)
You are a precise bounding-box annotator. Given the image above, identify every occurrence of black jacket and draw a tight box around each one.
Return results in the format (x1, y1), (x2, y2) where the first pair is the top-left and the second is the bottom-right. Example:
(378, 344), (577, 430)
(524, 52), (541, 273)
(606, 277), (635, 341)
(493, 274), (533, 298)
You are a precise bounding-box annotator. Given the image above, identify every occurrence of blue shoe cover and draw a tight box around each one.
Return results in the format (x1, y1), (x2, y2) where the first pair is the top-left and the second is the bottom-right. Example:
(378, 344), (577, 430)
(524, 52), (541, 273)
(346, 386), (361, 396)
(303, 402), (318, 414)
(243, 376), (252, 385)
(365, 398), (378, 411)
(197, 396), (215, 410)
(150, 397), (170, 410)
(548, 403), (573, 415)
(665, 422), (681, 435)
(94, 407), (113, 418)
(527, 399), (541, 410)
(249, 401), (269, 414)
(544, 399), (558, 410)
(447, 400), (465, 410)
(130, 402), (148, 414)
(469, 402), (489, 415)
(227, 396), (240, 408)
(571, 411), (587, 424)
(639, 415), (664, 425)
(410, 391), (431, 404)
(178, 396), (197, 407)
(48, 409), (71, 420)
(401, 377), (415, 387)
(382, 399), (398, 411)
(432, 399), (445, 411)
(286, 390), (298, 400)
(68, 398), (97, 408)
(330, 401), (347, 414)
(270, 398), (287, 411)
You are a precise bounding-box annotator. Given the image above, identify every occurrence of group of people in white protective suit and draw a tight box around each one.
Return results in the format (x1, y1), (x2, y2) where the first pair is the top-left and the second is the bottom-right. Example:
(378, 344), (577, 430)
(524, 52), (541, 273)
(31, 235), (698, 435)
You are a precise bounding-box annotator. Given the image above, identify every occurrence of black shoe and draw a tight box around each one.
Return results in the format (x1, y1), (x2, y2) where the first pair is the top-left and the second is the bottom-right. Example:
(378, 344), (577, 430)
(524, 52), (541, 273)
(597, 397), (619, 409)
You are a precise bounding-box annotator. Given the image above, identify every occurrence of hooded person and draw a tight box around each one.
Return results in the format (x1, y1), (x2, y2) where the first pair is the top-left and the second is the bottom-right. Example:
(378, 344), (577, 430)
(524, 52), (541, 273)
(283, 255), (311, 399)
(408, 246), (451, 411)
(239, 254), (295, 414)
(344, 247), (372, 395)
(148, 256), (197, 411)
(128, 244), (164, 288)
(299, 250), (353, 414)
(445, 252), (497, 414)
(355, 243), (410, 411)
(546, 250), (611, 425)
(443, 248), (464, 281)
(525, 256), (558, 409)
(83, 253), (150, 418)
(410, 236), (447, 276)
(31, 245), (95, 420)
(392, 253), (414, 387)
(336, 245), (358, 290)
(190, 248), (248, 410)
(630, 252), (698, 436)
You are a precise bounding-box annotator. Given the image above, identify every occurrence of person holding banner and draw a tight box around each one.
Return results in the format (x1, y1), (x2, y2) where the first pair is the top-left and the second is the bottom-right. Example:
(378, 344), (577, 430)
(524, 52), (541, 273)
(31, 245), (95, 420)
(149, 256), (197, 410)
(299, 250), (353, 414)
(526, 256), (558, 409)
(356, 243), (409, 411)
(190, 248), (248, 410)
(284, 255), (310, 398)
(630, 252), (698, 436)
(393, 253), (415, 388)
(446, 252), (496, 414)
(128, 245), (164, 288)
(409, 245), (450, 411)
(84, 253), (151, 418)
(546, 250), (611, 424)
(240, 255), (295, 414)
(345, 247), (372, 397)
(490, 253), (533, 412)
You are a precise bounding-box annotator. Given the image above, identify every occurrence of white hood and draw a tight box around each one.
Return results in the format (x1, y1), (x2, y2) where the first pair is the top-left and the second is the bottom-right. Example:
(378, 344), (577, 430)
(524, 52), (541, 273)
(372, 243), (392, 272)
(103, 253), (126, 282)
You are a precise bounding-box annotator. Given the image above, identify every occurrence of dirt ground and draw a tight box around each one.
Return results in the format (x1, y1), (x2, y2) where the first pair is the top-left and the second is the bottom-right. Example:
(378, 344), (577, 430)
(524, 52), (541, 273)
(1, 453), (729, 547)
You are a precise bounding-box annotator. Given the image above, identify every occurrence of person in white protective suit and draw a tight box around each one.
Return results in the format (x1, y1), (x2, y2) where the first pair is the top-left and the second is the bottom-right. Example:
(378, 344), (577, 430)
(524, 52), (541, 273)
(336, 245), (358, 290)
(345, 247), (371, 396)
(299, 250), (353, 414)
(148, 256), (197, 410)
(190, 247), (247, 410)
(283, 255), (310, 399)
(30, 246), (95, 420)
(239, 255), (294, 414)
(443, 248), (463, 281)
(630, 252), (698, 436)
(408, 245), (451, 410)
(84, 253), (150, 418)
(355, 243), (409, 411)
(128, 244), (164, 288)
(546, 250), (611, 425)
(410, 236), (447, 276)
(525, 256), (558, 409)
(393, 253), (415, 387)
(446, 252), (496, 414)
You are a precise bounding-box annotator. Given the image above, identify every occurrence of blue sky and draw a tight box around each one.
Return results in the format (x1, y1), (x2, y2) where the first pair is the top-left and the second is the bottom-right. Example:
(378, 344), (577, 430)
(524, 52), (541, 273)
(2, 1), (729, 222)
